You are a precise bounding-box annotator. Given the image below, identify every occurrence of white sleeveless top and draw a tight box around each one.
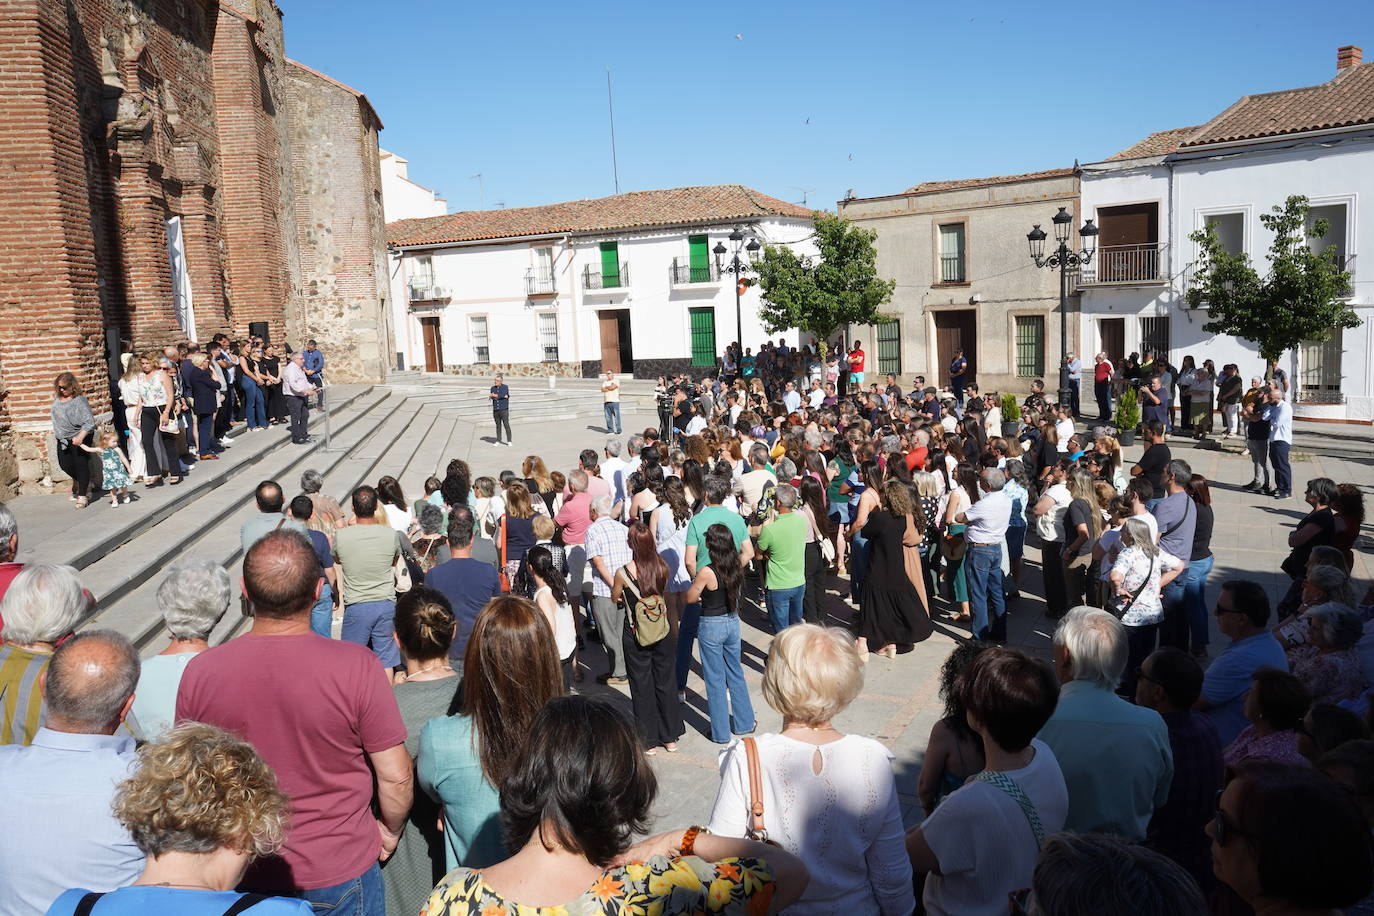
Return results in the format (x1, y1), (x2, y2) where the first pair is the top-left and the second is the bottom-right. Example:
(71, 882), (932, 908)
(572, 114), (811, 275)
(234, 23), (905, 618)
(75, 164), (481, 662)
(534, 585), (576, 660)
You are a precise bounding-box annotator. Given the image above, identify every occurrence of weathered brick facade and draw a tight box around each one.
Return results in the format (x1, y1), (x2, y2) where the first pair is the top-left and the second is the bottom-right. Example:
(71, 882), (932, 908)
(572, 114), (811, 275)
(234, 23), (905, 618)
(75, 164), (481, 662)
(0, 0), (389, 495)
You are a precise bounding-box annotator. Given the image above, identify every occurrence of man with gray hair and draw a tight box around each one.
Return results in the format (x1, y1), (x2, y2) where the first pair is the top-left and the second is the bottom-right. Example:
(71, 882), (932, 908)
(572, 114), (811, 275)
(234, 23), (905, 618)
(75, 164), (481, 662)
(0, 501), (22, 608)
(0, 631), (144, 915)
(584, 494), (631, 685)
(1038, 607), (1173, 840)
(1152, 459), (1196, 651)
(736, 442), (776, 520)
(956, 468), (1013, 642)
(602, 437), (629, 521)
(756, 483), (807, 633)
(0, 564), (91, 746)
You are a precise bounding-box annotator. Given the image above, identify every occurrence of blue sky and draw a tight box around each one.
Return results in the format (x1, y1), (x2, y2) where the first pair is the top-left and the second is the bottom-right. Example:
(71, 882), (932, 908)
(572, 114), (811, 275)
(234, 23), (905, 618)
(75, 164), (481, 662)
(283, 0), (1374, 215)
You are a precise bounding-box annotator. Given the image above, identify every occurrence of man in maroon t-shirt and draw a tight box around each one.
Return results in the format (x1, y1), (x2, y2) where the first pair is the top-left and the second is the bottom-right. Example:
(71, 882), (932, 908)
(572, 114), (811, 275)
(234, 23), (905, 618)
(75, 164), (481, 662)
(176, 529), (410, 912)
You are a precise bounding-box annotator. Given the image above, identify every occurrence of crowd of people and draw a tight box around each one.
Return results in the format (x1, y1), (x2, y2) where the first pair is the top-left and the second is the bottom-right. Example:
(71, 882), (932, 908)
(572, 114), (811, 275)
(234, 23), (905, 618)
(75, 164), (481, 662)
(6, 333), (1373, 916)
(49, 339), (326, 507)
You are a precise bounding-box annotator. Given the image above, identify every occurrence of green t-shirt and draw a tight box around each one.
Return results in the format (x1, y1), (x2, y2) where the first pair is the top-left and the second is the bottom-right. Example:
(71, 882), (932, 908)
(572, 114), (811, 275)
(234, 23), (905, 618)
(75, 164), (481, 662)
(756, 511), (806, 590)
(685, 506), (748, 570)
(332, 523), (400, 605)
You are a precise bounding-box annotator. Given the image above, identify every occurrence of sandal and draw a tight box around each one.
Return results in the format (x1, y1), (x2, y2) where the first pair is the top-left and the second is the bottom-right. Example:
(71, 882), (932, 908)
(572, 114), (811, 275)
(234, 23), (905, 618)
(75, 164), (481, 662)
(663, 742), (679, 753)
(645, 747), (660, 757)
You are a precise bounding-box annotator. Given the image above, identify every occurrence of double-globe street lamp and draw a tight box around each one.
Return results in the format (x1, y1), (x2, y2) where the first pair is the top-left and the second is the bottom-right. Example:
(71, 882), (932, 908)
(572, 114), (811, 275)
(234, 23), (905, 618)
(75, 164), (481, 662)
(714, 227), (761, 357)
(1027, 207), (1098, 411)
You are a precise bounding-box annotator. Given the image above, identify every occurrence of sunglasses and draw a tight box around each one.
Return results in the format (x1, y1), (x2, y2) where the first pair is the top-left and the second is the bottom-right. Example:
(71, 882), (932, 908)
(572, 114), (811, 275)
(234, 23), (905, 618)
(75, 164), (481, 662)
(1213, 602), (1241, 617)
(1134, 666), (1159, 686)
(1212, 790), (1250, 847)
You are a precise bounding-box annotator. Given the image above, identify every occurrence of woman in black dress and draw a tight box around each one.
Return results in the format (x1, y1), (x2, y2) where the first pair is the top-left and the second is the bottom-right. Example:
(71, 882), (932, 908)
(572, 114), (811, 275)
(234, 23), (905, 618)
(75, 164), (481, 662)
(260, 345), (286, 424)
(852, 478), (933, 659)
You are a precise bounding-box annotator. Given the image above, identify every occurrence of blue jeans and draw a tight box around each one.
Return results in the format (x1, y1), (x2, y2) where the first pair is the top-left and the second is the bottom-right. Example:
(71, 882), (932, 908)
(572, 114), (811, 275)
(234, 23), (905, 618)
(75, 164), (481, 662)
(241, 377), (267, 429)
(1269, 441), (1292, 495)
(965, 543), (1005, 640)
(1182, 554), (1215, 650)
(676, 601), (701, 691)
(603, 401), (621, 434)
(765, 585), (805, 633)
(849, 528), (870, 602)
(298, 862), (383, 916)
(341, 599), (400, 668)
(697, 613), (755, 743)
(310, 581), (335, 638)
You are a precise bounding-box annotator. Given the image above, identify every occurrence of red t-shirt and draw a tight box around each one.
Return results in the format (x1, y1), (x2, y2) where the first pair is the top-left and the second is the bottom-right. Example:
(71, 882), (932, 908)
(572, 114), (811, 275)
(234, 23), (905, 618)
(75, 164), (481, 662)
(904, 447), (929, 472)
(1095, 361), (1112, 383)
(176, 633), (406, 891)
(0, 562), (24, 630)
(849, 349), (866, 372)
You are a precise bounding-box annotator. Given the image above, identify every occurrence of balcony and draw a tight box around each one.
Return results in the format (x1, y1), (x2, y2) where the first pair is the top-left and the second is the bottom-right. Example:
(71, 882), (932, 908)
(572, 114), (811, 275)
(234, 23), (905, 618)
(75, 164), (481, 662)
(938, 254), (966, 284)
(582, 262), (630, 291)
(670, 258), (719, 285)
(525, 267), (556, 297)
(408, 284), (451, 302)
(1077, 243), (1168, 286)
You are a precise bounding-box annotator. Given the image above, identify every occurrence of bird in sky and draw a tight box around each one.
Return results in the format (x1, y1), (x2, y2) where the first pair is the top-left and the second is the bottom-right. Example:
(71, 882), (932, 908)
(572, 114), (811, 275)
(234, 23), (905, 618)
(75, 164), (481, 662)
(848, 153), (853, 161)
(805, 118), (810, 125)
(735, 33), (743, 40)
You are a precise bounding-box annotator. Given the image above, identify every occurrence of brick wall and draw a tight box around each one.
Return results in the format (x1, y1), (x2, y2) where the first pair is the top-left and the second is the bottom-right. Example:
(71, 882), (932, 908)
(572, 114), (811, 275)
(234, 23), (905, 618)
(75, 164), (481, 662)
(285, 62), (389, 383)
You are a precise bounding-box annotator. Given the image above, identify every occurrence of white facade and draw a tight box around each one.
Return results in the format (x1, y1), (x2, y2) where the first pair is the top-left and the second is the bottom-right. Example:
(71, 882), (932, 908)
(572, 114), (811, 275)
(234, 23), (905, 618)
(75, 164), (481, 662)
(1078, 134), (1373, 420)
(392, 218), (817, 377)
(379, 150), (447, 222)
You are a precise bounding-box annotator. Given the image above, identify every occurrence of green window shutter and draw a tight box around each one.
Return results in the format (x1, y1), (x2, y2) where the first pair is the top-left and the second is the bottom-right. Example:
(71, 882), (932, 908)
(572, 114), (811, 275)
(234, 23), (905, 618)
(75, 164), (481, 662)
(688, 235), (709, 282)
(689, 307), (717, 367)
(876, 320), (901, 375)
(1015, 316), (1045, 377)
(600, 242), (619, 287)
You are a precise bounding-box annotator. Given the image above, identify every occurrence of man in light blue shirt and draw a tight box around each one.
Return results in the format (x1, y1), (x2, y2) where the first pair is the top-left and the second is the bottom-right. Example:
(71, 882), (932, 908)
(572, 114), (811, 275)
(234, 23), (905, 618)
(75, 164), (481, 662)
(0, 631), (144, 916)
(1264, 384), (1295, 499)
(1038, 608), (1174, 841)
(240, 480), (308, 555)
(781, 380), (802, 413)
(1197, 579), (1288, 746)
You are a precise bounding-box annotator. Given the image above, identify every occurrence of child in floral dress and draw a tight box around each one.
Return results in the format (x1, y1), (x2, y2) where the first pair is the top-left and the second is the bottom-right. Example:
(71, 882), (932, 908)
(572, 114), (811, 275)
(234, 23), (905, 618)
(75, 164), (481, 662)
(82, 427), (133, 507)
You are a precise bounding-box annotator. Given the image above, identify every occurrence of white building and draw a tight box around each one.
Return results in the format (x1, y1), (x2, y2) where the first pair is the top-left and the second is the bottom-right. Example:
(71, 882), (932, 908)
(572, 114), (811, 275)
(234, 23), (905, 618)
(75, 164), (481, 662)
(1078, 45), (1373, 421)
(384, 185), (817, 377)
(379, 150), (448, 372)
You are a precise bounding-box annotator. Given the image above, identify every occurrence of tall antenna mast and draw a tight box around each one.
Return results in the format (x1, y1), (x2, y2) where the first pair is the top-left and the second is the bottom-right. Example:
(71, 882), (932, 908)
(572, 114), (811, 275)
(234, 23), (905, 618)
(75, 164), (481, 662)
(606, 68), (621, 194)
(468, 172), (484, 209)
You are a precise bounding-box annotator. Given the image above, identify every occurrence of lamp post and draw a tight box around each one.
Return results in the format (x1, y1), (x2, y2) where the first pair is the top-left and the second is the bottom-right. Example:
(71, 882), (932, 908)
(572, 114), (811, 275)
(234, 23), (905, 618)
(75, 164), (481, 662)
(1027, 207), (1098, 411)
(714, 226), (761, 359)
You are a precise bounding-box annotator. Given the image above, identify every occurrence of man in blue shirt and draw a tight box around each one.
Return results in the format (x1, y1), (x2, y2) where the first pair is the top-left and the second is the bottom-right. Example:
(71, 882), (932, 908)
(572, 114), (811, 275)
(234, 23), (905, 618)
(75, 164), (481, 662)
(423, 508), (501, 665)
(949, 348), (968, 408)
(1264, 384), (1294, 500)
(1038, 607), (1173, 840)
(781, 381), (802, 413)
(302, 339), (325, 410)
(0, 631), (144, 916)
(489, 372), (511, 446)
(1196, 579), (1288, 746)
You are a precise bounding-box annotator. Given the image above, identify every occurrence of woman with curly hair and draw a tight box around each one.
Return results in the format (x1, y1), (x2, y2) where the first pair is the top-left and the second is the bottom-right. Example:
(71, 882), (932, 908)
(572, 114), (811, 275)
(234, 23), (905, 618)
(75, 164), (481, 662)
(916, 641), (990, 815)
(47, 722), (313, 914)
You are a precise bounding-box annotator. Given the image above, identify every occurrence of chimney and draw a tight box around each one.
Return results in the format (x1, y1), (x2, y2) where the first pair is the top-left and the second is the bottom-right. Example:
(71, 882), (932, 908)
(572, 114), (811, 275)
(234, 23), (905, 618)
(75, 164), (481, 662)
(1337, 45), (1363, 72)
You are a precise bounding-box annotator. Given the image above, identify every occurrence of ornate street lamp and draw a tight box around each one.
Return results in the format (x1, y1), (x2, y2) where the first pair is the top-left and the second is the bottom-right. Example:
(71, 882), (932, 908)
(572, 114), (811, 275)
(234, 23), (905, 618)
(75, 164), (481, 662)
(715, 225), (761, 359)
(1027, 207), (1098, 412)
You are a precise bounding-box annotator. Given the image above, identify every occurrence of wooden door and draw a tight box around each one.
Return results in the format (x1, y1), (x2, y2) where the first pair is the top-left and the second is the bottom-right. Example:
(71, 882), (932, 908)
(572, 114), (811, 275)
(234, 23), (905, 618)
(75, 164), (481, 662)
(599, 311), (622, 373)
(1099, 318), (1125, 363)
(933, 310), (976, 386)
(420, 317), (443, 373)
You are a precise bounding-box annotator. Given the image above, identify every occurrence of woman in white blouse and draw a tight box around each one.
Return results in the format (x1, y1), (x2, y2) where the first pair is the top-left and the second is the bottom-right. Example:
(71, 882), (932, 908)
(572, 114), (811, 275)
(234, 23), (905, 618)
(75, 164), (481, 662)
(707, 624), (913, 915)
(117, 354), (146, 482)
(1110, 516), (1185, 696)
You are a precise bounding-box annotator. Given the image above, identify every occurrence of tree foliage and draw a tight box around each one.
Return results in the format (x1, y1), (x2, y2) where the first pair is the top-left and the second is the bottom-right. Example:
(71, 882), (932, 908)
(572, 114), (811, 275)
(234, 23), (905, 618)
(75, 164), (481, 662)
(753, 213), (896, 357)
(1185, 195), (1357, 364)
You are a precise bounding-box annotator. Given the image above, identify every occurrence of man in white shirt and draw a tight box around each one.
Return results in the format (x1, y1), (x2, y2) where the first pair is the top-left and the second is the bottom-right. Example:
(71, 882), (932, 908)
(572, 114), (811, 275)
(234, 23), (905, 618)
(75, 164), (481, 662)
(282, 350), (318, 445)
(601, 438), (630, 522)
(806, 379), (825, 409)
(736, 443), (777, 519)
(958, 468), (1014, 642)
(1065, 352), (1083, 418)
(781, 381), (802, 413)
(1054, 403), (1075, 444)
(1264, 384), (1294, 500)
(600, 370), (622, 435)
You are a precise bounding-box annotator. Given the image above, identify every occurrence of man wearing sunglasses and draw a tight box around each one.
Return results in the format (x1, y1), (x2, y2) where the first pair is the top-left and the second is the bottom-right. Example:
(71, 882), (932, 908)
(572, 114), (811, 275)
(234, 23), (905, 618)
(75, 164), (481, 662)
(1194, 580), (1288, 747)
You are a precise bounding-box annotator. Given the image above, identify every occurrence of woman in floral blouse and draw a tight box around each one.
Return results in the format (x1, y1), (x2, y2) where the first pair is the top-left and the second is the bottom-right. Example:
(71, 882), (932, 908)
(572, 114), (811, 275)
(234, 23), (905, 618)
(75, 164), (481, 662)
(1287, 602), (1366, 705)
(1223, 668), (1312, 768)
(421, 695), (809, 916)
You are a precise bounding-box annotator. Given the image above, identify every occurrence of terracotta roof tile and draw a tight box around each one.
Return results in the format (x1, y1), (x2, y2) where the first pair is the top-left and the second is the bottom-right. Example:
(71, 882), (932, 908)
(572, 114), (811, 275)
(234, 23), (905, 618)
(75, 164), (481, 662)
(1107, 126), (1205, 160)
(901, 168), (1075, 195)
(386, 185), (815, 247)
(1181, 61), (1374, 147)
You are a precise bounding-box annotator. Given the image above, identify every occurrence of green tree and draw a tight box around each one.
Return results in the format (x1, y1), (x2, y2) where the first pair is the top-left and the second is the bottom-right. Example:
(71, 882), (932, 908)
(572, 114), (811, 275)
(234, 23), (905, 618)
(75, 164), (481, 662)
(753, 213), (896, 358)
(1185, 195), (1357, 368)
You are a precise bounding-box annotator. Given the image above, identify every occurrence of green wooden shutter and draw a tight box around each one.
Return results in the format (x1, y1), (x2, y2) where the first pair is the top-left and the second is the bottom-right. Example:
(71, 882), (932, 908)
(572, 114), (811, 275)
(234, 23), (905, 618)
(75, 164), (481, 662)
(688, 235), (709, 282)
(689, 307), (716, 367)
(600, 242), (620, 287)
(876, 320), (901, 375)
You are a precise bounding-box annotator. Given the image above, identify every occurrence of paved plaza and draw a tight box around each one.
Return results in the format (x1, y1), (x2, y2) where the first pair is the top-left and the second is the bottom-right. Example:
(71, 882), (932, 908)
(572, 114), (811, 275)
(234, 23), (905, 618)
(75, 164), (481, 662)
(8, 374), (1373, 834)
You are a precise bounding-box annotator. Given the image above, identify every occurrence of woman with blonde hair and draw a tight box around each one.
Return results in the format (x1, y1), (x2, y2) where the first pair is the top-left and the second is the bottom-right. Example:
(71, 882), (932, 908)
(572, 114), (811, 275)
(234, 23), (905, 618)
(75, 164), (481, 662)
(117, 354), (147, 482)
(1063, 467), (1104, 609)
(708, 624), (913, 914)
(521, 455), (557, 514)
(1094, 434), (1125, 491)
(47, 722), (312, 915)
(500, 480), (537, 585)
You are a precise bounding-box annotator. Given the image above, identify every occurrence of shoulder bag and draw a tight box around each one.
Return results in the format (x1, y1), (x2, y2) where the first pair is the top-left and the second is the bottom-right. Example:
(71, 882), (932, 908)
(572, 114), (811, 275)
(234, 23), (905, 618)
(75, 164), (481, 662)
(808, 509), (836, 564)
(1106, 551), (1155, 619)
(972, 769), (1046, 848)
(498, 515), (512, 593)
(741, 737), (782, 847)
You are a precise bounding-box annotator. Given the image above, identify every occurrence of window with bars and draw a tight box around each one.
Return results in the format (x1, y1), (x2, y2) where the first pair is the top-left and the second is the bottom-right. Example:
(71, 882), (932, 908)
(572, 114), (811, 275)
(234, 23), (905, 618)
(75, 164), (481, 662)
(689, 307), (716, 367)
(1300, 336), (1343, 391)
(876, 320), (901, 375)
(938, 224), (966, 282)
(470, 316), (489, 364)
(538, 312), (559, 362)
(1014, 315), (1044, 377)
(1139, 316), (1170, 362)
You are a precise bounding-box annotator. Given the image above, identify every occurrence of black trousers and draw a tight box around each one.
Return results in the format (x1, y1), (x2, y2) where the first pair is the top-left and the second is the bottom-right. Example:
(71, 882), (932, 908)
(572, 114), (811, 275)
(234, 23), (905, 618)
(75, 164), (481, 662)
(1041, 539), (1068, 617)
(493, 409), (512, 443)
(1095, 380), (1111, 421)
(139, 406), (182, 477)
(803, 541), (824, 624)
(658, 407), (672, 443)
(287, 394), (309, 442)
(1069, 383), (1081, 417)
(55, 439), (90, 496)
(1120, 622), (1159, 699)
(622, 620), (683, 748)
(215, 386), (234, 437)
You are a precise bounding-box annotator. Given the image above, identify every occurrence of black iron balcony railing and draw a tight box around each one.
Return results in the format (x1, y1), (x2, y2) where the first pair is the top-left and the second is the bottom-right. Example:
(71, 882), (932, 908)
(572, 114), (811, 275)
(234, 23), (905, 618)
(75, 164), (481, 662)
(939, 254), (965, 283)
(670, 258), (719, 284)
(525, 267), (556, 296)
(582, 262), (630, 290)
